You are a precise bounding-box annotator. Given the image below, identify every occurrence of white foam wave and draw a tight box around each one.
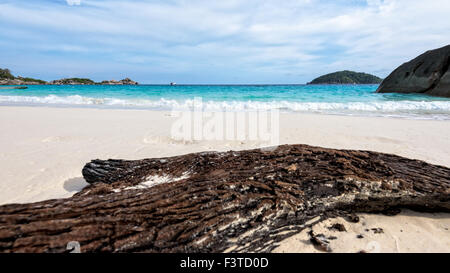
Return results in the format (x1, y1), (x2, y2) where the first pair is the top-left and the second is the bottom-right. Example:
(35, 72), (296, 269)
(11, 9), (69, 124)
(1, 94), (450, 119)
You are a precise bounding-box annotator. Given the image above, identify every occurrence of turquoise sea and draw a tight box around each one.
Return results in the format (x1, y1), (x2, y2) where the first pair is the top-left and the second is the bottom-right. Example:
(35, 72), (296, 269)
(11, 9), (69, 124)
(1, 84), (450, 119)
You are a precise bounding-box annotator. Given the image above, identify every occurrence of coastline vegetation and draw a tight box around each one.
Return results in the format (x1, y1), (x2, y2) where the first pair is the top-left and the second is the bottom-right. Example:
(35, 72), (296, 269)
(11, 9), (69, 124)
(0, 68), (15, 80)
(308, 70), (383, 84)
(1, 68), (47, 84)
(0, 67), (138, 85)
(17, 77), (47, 84)
(54, 78), (96, 85)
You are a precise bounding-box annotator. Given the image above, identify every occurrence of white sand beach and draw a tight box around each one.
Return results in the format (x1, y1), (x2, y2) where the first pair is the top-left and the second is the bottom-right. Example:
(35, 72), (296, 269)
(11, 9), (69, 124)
(273, 210), (450, 253)
(1, 106), (449, 205)
(0, 106), (449, 253)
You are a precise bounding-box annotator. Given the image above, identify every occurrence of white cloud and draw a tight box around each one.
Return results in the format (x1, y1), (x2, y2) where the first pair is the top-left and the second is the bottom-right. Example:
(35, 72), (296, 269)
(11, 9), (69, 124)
(0, 0), (449, 83)
(66, 0), (81, 6)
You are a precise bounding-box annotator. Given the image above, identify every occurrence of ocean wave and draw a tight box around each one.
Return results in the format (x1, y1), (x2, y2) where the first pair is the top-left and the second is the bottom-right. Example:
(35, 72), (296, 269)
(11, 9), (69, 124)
(1, 94), (450, 119)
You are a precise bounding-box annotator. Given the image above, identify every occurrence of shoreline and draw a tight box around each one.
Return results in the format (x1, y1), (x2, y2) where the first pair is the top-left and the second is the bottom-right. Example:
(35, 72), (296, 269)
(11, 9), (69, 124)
(1, 83), (450, 120)
(0, 106), (449, 253)
(0, 106), (449, 205)
(1, 102), (450, 121)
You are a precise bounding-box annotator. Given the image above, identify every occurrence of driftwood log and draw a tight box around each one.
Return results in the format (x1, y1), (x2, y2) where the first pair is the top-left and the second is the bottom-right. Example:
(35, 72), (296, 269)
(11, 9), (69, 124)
(0, 144), (449, 253)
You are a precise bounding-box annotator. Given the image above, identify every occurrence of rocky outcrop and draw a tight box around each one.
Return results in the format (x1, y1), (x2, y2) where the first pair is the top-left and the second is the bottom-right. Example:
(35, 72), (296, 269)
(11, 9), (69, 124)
(50, 78), (96, 85)
(0, 68), (139, 86)
(50, 78), (138, 85)
(0, 144), (448, 253)
(0, 78), (42, 85)
(377, 45), (450, 97)
(100, 78), (139, 85)
(0, 71), (47, 85)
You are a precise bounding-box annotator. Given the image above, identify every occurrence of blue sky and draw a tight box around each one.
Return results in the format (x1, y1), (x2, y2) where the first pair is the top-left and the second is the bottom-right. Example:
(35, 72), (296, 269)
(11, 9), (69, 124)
(0, 0), (449, 84)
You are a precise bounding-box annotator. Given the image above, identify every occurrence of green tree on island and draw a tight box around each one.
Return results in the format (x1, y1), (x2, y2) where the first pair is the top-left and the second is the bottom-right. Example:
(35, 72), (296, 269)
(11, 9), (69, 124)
(308, 70), (383, 84)
(0, 68), (15, 79)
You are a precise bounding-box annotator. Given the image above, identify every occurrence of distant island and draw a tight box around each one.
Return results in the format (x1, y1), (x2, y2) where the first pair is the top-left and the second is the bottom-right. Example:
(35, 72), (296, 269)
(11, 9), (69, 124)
(50, 78), (138, 85)
(308, 70), (383, 84)
(0, 68), (138, 85)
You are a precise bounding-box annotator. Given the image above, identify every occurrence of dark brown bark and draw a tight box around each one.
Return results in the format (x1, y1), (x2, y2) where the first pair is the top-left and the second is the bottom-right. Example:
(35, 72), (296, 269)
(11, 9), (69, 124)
(0, 144), (449, 253)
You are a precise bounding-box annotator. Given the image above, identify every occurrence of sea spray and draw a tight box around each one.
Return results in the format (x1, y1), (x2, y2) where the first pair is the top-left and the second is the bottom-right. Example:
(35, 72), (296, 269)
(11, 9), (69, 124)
(1, 84), (450, 119)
